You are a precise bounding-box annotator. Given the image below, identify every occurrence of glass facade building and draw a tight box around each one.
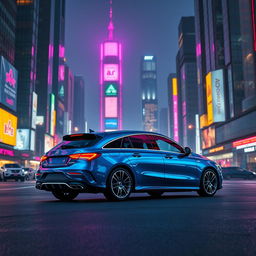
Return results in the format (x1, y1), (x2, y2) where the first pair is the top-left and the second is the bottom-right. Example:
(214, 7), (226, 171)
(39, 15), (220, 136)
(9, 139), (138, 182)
(0, 0), (17, 65)
(141, 56), (158, 132)
(195, 0), (256, 170)
(176, 17), (198, 151)
(73, 76), (85, 133)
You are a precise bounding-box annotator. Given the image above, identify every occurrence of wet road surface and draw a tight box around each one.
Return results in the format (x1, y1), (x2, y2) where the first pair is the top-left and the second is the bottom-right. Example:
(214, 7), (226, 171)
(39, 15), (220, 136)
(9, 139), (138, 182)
(0, 180), (255, 256)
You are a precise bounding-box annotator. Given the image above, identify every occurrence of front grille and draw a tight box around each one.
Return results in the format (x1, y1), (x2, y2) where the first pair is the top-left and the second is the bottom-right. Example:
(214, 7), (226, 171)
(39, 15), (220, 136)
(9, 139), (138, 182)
(11, 170), (20, 173)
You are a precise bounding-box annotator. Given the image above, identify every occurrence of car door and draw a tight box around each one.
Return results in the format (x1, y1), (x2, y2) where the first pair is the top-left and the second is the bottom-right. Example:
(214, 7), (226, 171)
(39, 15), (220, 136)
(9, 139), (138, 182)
(152, 135), (201, 188)
(124, 135), (165, 188)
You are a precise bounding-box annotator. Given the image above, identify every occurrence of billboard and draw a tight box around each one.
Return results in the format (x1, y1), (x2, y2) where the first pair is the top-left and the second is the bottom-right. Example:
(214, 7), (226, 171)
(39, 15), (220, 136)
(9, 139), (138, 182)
(31, 92), (38, 129)
(172, 78), (179, 142)
(105, 118), (118, 129)
(105, 83), (118, 96)
(15, 129), (35, 151)
(104, 42), (118, 56)
(0, 108), (17, 146)
(44, 134), (54, 153)
(104, 64), (119, 81)
(206, 69), (225, 125)
(0, 56), (18, 111)
(201, 126), (215, 149)
(15, 129), (30, 150)
(105, 97), (118, 117)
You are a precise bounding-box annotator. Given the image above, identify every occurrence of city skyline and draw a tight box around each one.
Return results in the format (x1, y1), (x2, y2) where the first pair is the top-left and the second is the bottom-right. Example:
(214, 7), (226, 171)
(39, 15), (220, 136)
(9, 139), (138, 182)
(65, 0), (194, 130)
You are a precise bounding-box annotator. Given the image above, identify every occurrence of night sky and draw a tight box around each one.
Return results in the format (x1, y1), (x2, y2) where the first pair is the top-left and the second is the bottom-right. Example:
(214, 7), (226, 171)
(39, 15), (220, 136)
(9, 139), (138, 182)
(65, 0), (194, 131)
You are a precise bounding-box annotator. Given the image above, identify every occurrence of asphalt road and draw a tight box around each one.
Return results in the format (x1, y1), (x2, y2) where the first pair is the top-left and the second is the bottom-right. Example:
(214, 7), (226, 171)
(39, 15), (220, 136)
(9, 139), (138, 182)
(0, 180), (255, 256)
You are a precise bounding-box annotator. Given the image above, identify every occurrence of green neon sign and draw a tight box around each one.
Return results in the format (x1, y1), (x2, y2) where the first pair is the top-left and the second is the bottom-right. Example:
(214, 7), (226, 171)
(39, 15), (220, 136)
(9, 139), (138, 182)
(105, 84), (118, 96)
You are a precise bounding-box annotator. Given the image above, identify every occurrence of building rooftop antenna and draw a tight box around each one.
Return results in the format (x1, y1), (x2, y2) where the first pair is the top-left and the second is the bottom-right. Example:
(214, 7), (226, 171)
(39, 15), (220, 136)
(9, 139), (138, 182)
(108, 0), (114, 40)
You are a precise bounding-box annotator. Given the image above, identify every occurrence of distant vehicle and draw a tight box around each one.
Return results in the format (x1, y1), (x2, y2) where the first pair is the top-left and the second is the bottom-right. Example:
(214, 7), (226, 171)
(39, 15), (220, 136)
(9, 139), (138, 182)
(23, 168), (36, 180)
(0, 163), (25, 182)
(35, 131), (223, 201)
(222, 167), (256, 180)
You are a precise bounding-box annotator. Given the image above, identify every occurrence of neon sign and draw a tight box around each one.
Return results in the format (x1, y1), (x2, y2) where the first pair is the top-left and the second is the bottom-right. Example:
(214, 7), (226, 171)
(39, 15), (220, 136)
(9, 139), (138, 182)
(105, 97), (117, 117)
(6, 69), (16, 88)
(104, 64), (119, 81)
(104, 42), (118, 56)
(105, 118), (118, 129)
(105, 84), (117, 96)
(233, 136), (256, 149)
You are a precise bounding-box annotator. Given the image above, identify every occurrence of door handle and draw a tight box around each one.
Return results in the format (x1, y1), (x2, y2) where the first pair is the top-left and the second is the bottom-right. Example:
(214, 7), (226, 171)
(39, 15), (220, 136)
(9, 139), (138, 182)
(132, 153), (141, 157)
(165, 154), (173, 159)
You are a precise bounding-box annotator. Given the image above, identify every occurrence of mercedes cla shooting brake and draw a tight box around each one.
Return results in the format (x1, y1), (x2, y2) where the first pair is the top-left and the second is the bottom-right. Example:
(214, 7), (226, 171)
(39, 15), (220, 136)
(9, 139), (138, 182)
(35, 131), (223, 201)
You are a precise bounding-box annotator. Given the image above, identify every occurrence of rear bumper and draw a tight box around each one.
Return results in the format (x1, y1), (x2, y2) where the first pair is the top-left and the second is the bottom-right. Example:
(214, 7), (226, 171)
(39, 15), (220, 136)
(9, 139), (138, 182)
(35, 171), (104, 193)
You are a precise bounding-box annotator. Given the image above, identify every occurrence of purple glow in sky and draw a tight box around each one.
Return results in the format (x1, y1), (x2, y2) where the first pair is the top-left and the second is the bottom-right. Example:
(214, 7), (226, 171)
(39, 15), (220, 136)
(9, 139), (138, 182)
(65, 0), (194, 131)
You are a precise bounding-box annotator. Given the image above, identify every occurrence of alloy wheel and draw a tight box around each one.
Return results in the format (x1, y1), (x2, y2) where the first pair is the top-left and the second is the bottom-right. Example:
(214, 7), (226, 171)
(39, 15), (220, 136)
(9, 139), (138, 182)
(203, 170), (218, 195)
(110, 169), (132, 199)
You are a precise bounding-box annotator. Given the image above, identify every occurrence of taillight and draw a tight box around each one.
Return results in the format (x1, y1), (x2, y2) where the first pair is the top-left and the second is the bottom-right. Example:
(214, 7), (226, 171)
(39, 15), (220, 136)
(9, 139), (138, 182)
(69, 153), (101, 161)
(40, 155), (48, 162)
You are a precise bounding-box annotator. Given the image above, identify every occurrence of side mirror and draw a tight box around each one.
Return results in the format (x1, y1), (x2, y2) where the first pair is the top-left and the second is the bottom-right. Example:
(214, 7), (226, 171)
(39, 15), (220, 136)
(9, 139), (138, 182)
(184, 147), (191, 156)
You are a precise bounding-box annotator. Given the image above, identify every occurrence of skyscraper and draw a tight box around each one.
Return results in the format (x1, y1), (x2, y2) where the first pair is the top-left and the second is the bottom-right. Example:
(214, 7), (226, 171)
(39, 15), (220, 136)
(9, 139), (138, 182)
(73, 76), (85, 133)
(0, 0), (17, 65)
(100, 0), (122, 131)
(176, 17), (198, 151)
(141, 56), (158, 132)
(195, 0), (256, 169)
(15, 0), (39, 163)
(35, 0), (65, 156)
(0, 0), (18, 165)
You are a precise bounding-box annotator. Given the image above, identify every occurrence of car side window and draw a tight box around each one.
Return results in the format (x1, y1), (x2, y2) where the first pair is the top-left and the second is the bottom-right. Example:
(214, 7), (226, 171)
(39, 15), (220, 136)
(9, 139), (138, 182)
(129, 135), (154, 149)
(104, 138), (123, 148)
(121, 137), (133, 148)
(153, 136), (184, 153)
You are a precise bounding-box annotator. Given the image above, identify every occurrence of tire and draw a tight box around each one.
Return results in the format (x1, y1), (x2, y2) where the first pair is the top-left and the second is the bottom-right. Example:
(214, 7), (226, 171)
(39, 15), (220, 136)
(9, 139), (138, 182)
(148, 191), (164, 198)
(52, 190), (79, 201)
(104, 167), (133, 201)
(20, 178), (25, 182)
(197, 169), (218, 197)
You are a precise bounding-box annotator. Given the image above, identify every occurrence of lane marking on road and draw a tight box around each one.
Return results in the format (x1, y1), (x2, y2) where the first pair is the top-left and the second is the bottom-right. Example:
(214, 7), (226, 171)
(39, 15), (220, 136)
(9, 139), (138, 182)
(0, 186), (35, 191)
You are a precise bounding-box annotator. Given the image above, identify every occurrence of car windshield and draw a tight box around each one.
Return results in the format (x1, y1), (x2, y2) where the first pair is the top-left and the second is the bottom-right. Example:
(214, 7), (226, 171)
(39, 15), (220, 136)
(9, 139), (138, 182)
(4, 164), (21, 168)
(53, 134), (102, 150)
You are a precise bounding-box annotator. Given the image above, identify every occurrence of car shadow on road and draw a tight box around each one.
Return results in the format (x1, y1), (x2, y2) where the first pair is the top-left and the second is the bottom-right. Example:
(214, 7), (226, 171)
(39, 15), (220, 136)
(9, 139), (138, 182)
(39, 193), (210, 204)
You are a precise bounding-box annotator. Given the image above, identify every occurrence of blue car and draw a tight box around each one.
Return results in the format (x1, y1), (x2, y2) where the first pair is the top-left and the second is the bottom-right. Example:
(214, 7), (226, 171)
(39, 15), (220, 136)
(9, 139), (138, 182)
(35, 131), (223, 201)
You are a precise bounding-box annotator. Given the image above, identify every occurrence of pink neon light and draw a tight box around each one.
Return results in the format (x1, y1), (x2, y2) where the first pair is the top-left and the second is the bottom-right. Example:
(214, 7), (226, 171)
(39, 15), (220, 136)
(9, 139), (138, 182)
(252, 0), (256, 51)
(6, 97), (14, 106)
(173, 95), (179, 142)
(104, 42), (118, 56)
(31, 46), (34, 56)
(6, 69), (16, 88)
(30, 71), (33, 81)
(58, 65), (65, 81)
(196, 43), (201, 57)
(119, 43), (123, 129)
(0, 148), (14, 157)
(48, 44), (53, 59)
(104, 64), (119, 81)
(100, 44), (103, 131)
(105, 97), (118, 117)
(21, 153), (30, 157)
(48, 66), (52, 85)
(59, 45), (65, 58)
(100, 44), (103, 61)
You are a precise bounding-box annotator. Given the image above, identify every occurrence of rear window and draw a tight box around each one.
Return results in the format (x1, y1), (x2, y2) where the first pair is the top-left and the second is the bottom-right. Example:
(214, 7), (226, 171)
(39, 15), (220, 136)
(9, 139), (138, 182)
(4, 164), (21, 168)
(53, 134), (102, 150)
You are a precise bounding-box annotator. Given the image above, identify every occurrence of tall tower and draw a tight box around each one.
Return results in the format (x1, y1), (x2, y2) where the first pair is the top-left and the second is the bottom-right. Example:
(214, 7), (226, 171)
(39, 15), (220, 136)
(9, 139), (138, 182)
(100, 0), (122, 131)
(141, 56), (158, 132)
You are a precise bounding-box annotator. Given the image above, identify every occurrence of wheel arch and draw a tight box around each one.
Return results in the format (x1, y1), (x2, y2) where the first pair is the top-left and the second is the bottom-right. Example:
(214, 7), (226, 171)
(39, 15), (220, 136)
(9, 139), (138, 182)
(201, 166), (221, 189)
(107, 164), (136, 189)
